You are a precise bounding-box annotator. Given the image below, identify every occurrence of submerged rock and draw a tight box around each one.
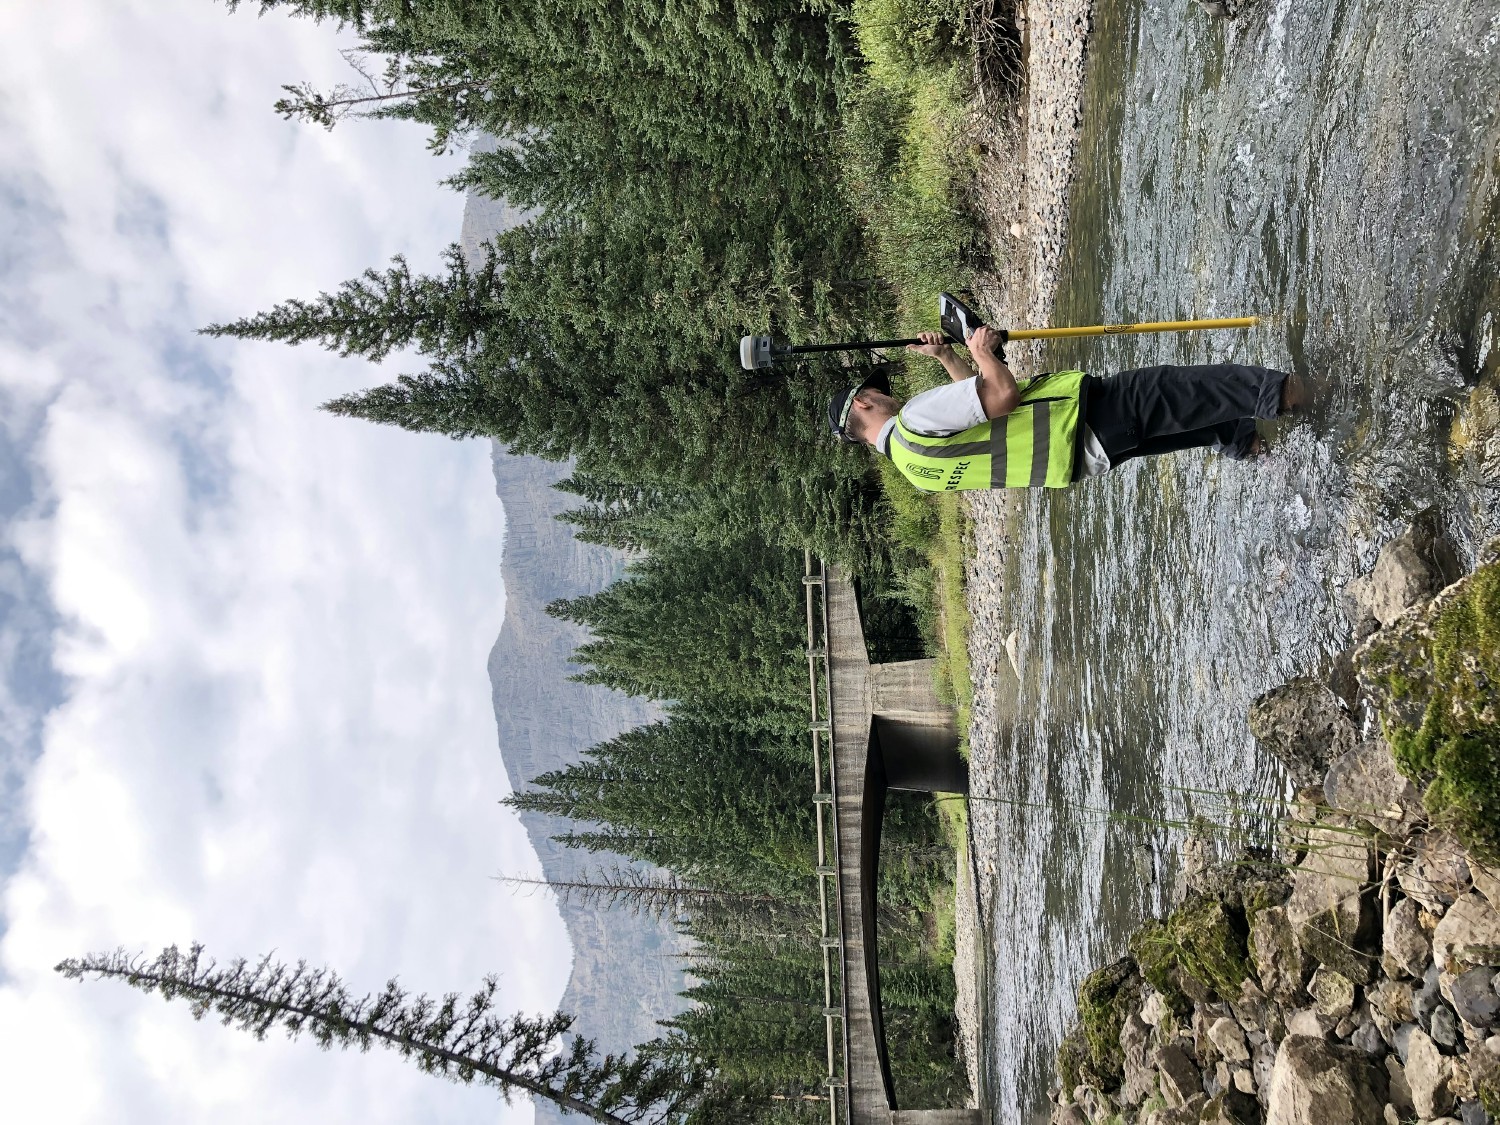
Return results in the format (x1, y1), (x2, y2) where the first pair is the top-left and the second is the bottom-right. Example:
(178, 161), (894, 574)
(1201, 1087), (1261, 1124)
(1248, 678), (1357, 787)
(1449, 378), (1500, 485)
(1198, 0), (1257, 17)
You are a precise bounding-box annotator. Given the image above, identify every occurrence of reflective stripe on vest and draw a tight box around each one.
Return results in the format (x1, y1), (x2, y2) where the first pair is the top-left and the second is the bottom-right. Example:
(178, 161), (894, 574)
(887, 370), (1087, 492)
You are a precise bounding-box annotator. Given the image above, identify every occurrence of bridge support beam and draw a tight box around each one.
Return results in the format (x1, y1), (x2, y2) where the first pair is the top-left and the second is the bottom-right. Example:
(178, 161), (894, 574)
(888, 1111), (984, 1125)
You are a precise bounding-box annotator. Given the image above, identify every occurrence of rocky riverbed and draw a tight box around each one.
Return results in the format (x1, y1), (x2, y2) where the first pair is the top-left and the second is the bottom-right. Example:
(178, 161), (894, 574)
(1046, 528), (1500, 1125)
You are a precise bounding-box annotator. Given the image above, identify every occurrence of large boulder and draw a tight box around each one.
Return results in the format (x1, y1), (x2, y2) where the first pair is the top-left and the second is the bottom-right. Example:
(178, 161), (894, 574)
(1198, 0), (1257, 20)
(1386, 1055), (1417, 1117)
(1369, 979), (1417, 1026)
(1119, 1010), (1155, 1107)
(1252, 907), (1310, 1003)
(1132, 898), (1253, 1009)
(1056, 956), (1144, 1093)
(1322, 741), (1424, 835)
(1208, 1016), (1251, 1064)
(1469, 855), (1500, 910)
(1468, 1036), (1500, 1110)
(1265, 1035), (1388, 1124)
(1447, 965), (1500, 1028)
(1144, 1094), (1207, 1125)
(1307, 967), (1356, 1019)
(1285, 827), (1378, 983)
(1201, 1087), (1261, 1124)
(1398, 830), (1476, 913)
(1249, 678), (1357, 787)
(1156, 1042), (1202, 1109)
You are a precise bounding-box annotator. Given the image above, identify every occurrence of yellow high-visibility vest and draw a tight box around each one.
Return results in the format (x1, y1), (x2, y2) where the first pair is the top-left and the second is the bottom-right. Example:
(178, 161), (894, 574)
(887, 370), (1087, 491)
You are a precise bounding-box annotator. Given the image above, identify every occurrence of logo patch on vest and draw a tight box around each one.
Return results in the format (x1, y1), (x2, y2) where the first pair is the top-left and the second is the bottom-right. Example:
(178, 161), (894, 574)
(943, 461), (971, 491)
(908, 465), (942, 480)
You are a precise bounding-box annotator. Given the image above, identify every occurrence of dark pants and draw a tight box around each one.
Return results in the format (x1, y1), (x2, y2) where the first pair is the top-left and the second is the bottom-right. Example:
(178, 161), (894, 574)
(1083, 364), (1288, 465)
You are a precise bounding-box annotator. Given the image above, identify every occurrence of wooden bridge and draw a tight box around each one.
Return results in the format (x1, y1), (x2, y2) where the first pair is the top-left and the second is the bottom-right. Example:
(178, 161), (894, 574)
(803, 554), (982, 1125)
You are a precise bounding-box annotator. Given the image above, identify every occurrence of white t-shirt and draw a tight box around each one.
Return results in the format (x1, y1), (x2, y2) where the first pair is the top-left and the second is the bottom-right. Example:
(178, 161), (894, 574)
(877, 376), (1110, 478)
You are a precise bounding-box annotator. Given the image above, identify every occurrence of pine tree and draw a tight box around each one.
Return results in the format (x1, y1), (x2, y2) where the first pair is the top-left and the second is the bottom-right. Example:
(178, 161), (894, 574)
(57, 944), (701, 1125)
(546, 541), (807, 716)
(494, 867), (782, 921)
(202, 244), (500, 361)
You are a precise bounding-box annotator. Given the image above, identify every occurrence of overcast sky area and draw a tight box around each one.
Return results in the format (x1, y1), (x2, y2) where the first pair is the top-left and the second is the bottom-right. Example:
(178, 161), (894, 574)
(0, 3), (570, 1122)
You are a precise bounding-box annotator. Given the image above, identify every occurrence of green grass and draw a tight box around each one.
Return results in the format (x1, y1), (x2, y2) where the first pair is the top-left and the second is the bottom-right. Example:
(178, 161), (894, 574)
(843, 0), (986, 981)
(841, 0), (983, 738)
(840, 58), (978, 330)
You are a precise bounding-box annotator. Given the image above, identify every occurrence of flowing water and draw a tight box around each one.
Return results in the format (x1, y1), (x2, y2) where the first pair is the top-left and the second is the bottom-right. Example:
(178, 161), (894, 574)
(971, 0), (1500, 1119)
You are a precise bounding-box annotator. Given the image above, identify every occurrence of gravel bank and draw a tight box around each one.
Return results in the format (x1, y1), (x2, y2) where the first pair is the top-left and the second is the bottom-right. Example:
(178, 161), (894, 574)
(951, 0), (1097, 1107)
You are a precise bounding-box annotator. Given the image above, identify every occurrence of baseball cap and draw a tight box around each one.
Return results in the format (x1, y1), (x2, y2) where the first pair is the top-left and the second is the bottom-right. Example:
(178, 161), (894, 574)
(826, 369), (891, 443)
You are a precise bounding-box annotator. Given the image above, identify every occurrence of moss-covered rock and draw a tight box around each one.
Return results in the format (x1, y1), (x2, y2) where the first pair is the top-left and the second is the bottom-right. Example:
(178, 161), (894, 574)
(1130, 918), (1194, 1015)
(1055, 955), (1143, 1093)
(1356, 548), (1500, 862)
(1240, 877), (1290, 931)
(1129, 896), (1253, 1012)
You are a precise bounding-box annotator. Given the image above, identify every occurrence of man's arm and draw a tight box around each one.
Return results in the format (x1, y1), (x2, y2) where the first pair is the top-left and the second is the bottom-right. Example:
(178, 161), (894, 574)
(906, 331), (975, 382)
(967, 325), (1020, 419)
(906, 327), (1019, 419)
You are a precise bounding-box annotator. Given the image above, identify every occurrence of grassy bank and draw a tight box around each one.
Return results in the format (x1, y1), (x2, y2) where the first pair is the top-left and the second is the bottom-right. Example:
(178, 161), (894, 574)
(841, 0), (987, 737)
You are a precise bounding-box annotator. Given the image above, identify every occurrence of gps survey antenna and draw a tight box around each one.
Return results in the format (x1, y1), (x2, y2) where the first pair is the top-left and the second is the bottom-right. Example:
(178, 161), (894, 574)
(738, 292), (1259, 371)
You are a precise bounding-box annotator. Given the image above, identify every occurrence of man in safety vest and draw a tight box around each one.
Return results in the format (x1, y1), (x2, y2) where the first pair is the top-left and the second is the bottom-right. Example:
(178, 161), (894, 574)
(827, 326), (1299, 490)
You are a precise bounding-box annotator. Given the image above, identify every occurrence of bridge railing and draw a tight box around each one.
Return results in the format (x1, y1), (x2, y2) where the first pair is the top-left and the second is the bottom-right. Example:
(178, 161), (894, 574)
(803, 551), (849, 1125)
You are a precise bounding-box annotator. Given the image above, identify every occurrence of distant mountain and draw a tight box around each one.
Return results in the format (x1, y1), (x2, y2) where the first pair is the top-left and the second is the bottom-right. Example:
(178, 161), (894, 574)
(461, 182), (688, 1124)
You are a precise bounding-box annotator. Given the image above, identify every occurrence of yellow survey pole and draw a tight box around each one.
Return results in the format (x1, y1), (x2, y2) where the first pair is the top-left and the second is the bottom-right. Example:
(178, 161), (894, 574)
(1007, 316), (1258, 340)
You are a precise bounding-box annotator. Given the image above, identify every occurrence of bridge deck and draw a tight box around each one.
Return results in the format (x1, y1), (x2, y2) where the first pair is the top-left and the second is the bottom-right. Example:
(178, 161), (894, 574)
(814, 561), (981, 1125)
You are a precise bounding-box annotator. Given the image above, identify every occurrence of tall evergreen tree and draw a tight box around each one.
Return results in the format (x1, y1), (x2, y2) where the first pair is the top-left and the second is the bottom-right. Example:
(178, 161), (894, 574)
(58, 944), (701, 1125)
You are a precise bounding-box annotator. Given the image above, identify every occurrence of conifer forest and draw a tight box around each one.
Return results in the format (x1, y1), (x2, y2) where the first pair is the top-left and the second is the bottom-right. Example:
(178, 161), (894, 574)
(205, 0), (980, 1117)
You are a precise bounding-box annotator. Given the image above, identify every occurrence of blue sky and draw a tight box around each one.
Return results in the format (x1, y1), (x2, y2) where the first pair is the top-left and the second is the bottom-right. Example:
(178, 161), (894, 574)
(0, 3), (569, 1121)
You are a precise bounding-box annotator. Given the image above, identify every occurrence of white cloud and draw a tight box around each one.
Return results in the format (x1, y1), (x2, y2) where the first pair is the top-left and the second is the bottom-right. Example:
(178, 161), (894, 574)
(0, 3), (569, 1122)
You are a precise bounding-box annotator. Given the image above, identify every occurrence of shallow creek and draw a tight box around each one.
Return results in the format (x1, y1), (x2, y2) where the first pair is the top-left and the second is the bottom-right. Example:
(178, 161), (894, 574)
(967, 0), (1500, 1119)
